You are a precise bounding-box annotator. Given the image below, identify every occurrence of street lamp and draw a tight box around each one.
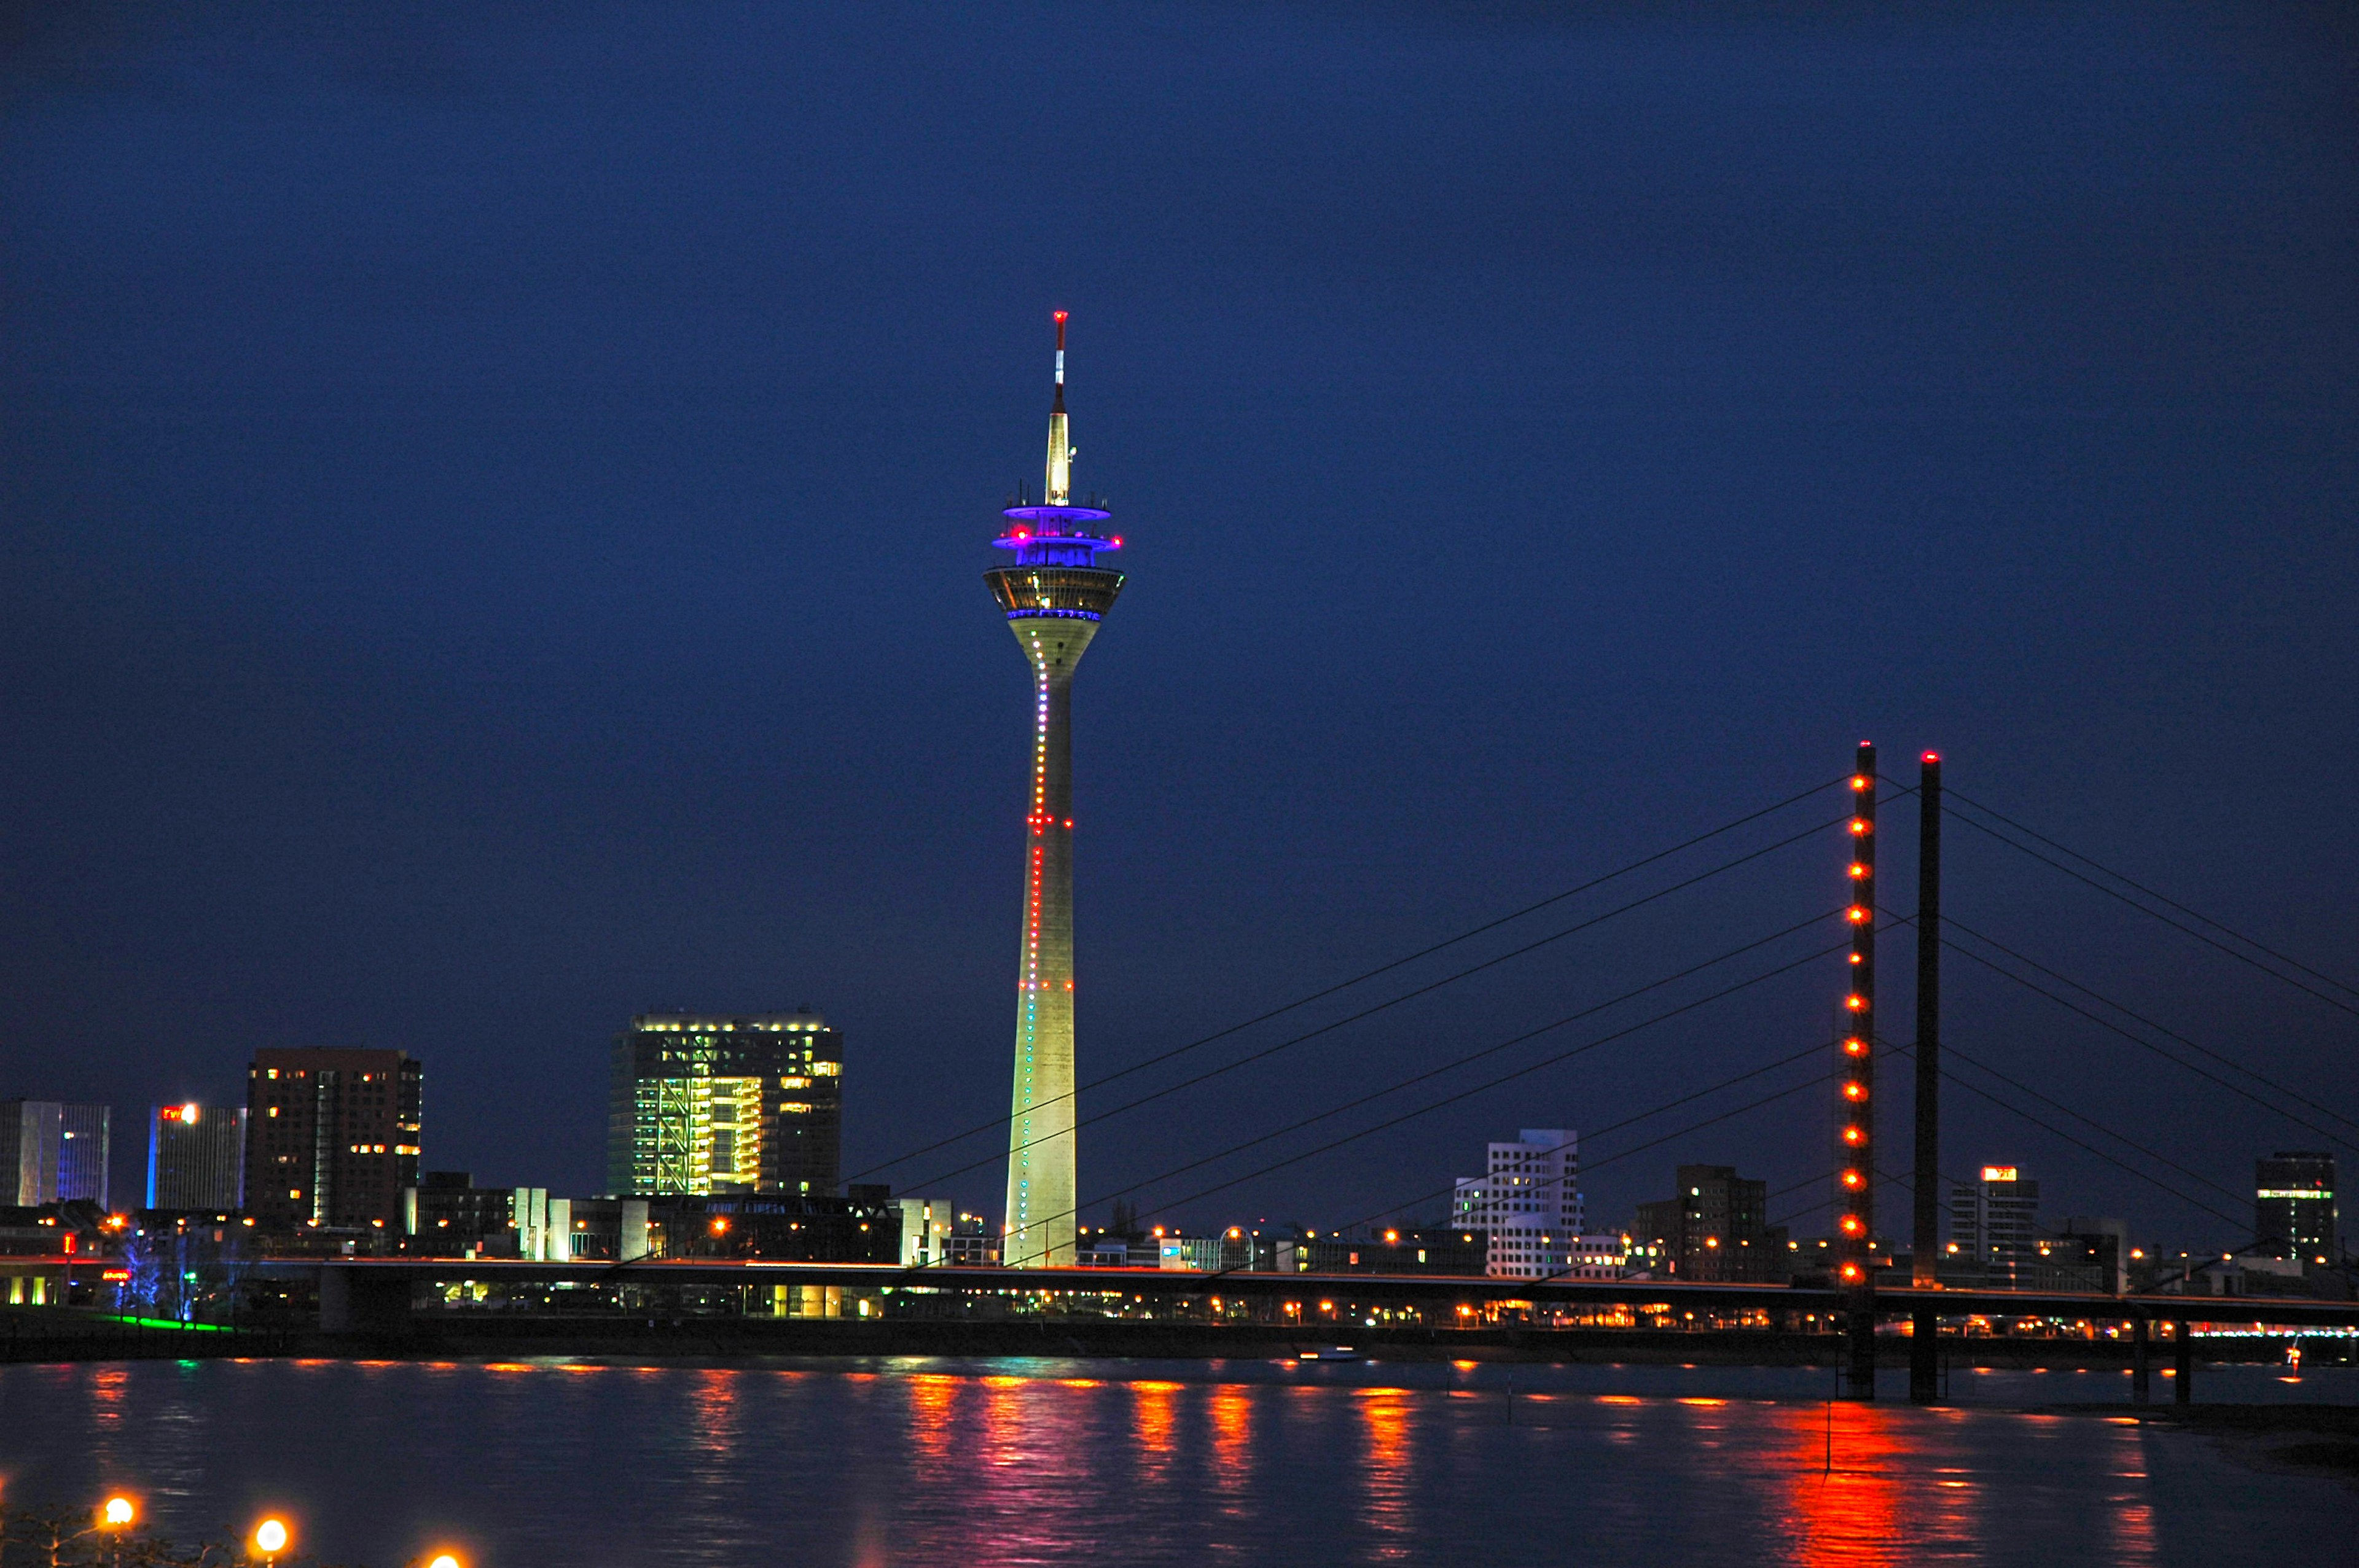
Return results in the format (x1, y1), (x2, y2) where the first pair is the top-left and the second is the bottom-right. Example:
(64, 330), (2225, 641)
(254, 1516), (291, 1562)
(426, 1555), (463, 1568)
(100, 1497), (136, 1529)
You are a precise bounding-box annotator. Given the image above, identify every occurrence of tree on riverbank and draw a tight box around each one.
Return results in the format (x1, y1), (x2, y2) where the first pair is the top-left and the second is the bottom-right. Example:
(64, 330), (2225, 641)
(0, 1503), (369, 1567)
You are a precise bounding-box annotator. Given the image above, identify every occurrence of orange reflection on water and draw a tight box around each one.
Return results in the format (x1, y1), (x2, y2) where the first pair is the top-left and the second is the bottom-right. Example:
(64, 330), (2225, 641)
(689, 1367), (740, 1458)
(1209, 1384), (1251, 1486)
(1775, 1403), (1906, 1568)
(87, 1364), (128, 1433)
(1133, 1379), (1177, 1457)
(1359, 1391), (1415, 1561)
(907, 1374), (959, 1466)
(2105, 1422), (2157, 1564)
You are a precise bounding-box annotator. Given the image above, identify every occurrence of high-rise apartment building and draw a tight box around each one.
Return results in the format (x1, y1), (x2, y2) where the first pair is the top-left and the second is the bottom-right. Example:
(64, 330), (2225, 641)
(985, 314), (1128, 1268)
(2255, 1152), (2337, 1263)
(606, 1012), (842, 1197)
(243, 1050), (421, 1230)
(1, 1101), (111, 1207)
(1949, 1164), (2041, 1282)
(147, 1103), (248, 1210)
(1634, 1163), (1789, 1283)
(1453, 1129), (1584, 1279)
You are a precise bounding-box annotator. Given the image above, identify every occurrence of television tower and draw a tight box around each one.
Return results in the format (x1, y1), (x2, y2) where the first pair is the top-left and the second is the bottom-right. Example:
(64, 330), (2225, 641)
(986, 311), (1125, 1267)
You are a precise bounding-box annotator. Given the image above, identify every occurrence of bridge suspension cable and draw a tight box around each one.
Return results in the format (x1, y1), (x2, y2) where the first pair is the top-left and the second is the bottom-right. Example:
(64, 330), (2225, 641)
(867, 793), (1854, 1191)
(1939, 794), (2359, 1019)
(1936, 928), (2359, 1154)
(1068, 930), (1870, 1240)
(1181, 1021), (1853, 1260)
(1011, 918), (1841, 1223)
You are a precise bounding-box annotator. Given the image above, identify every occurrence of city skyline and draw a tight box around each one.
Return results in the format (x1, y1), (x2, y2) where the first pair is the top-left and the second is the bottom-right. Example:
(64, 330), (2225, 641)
(2, 6), (2353, 1247)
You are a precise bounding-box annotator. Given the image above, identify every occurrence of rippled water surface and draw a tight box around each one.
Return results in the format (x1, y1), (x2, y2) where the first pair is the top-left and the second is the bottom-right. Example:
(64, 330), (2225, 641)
(3, 1357), (2352, 1566)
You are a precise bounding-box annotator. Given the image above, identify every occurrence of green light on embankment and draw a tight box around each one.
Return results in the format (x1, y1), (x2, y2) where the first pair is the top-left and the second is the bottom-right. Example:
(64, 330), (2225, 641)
(96, 1314), (233, 1332)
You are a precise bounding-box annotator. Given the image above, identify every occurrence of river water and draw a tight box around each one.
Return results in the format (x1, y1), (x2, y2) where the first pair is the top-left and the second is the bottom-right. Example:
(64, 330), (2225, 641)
(2, 1357), (2352, 1566)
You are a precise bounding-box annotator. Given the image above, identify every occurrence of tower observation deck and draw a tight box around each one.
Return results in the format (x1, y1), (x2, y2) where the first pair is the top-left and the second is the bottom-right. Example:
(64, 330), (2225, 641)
(987, 313), (1124, 1269)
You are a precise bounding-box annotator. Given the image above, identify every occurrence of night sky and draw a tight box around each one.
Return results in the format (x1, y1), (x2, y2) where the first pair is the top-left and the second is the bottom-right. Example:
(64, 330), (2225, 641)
(4, 3), (2353, 1253)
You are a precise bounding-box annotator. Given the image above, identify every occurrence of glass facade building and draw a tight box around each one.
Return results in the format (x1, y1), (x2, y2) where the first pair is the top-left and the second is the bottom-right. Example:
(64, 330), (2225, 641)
(1, 1101), (111, 1207)
(606, 1012), (842, 1197)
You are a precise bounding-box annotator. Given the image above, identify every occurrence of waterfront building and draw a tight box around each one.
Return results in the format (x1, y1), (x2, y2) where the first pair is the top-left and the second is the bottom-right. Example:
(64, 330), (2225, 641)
(1452, 1129), (1584, 1279)
(1280, 1227), (1487, 1276)
(2255, 1152), (2337, 1263)
(1561, 1233), (1648, 1280)
(1948, 1164), (2041, 1284)
(1, 1102), (111, 1207)
(243, 1049), (422, 1231)
(147, 1103), (247, 1209)
(606, 1011), (842, 1197)
(2051, 1215), (2130, 1294)
(1633, 1164), (1790, 1284)
(942, 1212), (1000, 1266)
(895, 1196), (956, 1268)
(985, 314), (1128, 1269)
(403, 1171), (513, 1252)
(640, 1190), (900, 1263)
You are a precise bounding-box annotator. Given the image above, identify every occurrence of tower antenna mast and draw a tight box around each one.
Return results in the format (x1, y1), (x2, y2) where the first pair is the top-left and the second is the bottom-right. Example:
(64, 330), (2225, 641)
(1046, 311), (1072, 506)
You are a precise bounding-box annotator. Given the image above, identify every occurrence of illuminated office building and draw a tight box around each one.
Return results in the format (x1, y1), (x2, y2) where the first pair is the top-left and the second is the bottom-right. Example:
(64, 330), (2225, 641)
(606, 1011), (842, 1196)
(2256, 1152), (2337, 1263)
(985, 313), (1127, 1268)
(243, 1050), (422, 1230)
(1949, 1164), (2040, 1281)
(147, 1102), (248, 1210)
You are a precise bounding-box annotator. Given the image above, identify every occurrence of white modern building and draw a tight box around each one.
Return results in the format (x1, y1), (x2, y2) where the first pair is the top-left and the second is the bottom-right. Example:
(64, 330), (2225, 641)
(1453, 1128), (1584, 1279)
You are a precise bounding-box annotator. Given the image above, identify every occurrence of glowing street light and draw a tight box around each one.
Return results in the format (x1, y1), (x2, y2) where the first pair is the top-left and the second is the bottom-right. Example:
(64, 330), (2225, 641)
(254, 1516), (291, 1561)
(100, 1496), (136, 1528)
(426, 1555), (464, 1568)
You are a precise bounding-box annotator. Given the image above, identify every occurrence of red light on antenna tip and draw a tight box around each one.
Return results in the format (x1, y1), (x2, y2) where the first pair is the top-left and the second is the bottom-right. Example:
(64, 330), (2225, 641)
(1053, 311), (1068, 322)
(1922, 751), (1939, 763)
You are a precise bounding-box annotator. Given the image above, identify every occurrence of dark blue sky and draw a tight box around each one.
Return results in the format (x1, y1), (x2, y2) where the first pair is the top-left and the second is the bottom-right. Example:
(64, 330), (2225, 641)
(4, 2), (2353, 1250)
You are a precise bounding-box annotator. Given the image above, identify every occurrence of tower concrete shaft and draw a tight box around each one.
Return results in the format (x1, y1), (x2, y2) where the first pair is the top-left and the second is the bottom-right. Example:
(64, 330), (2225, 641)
(1000, 615), (1097, 1265)
(984, 313), (1124, 1268)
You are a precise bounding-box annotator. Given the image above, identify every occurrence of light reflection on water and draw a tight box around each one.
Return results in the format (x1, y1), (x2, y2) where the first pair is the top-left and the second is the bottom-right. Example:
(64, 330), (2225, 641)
(0, 1357), (2352, 1566)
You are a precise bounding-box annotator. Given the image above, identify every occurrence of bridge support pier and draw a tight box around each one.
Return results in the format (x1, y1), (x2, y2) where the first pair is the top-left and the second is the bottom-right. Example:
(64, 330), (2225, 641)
(2131, 1314), (2150, 1404)
(2173, 1320), (2191, 1405)
(1909, 1308), (1940, 1403)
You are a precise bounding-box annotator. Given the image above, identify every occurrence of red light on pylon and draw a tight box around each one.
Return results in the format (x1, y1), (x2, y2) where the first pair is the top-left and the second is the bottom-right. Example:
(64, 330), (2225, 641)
(1845, 907), (1869, 924)
(1848, 818), (1871, 836)
(1053, 310), (1068, 323)
(1847, 863), (1868, 880)
(1843, 1037), (1867, 1056)
(1922, 751), (1939, 763)
(1841, 1170), (1866, 1189)
(1844, 1082), (1867, 1101)
(1842, 1126), (1866, 1145)
(1850, 776), (1871, 792)
(1845, 994), (1866, 1012)
(1840, 1215), (1864, 1236)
